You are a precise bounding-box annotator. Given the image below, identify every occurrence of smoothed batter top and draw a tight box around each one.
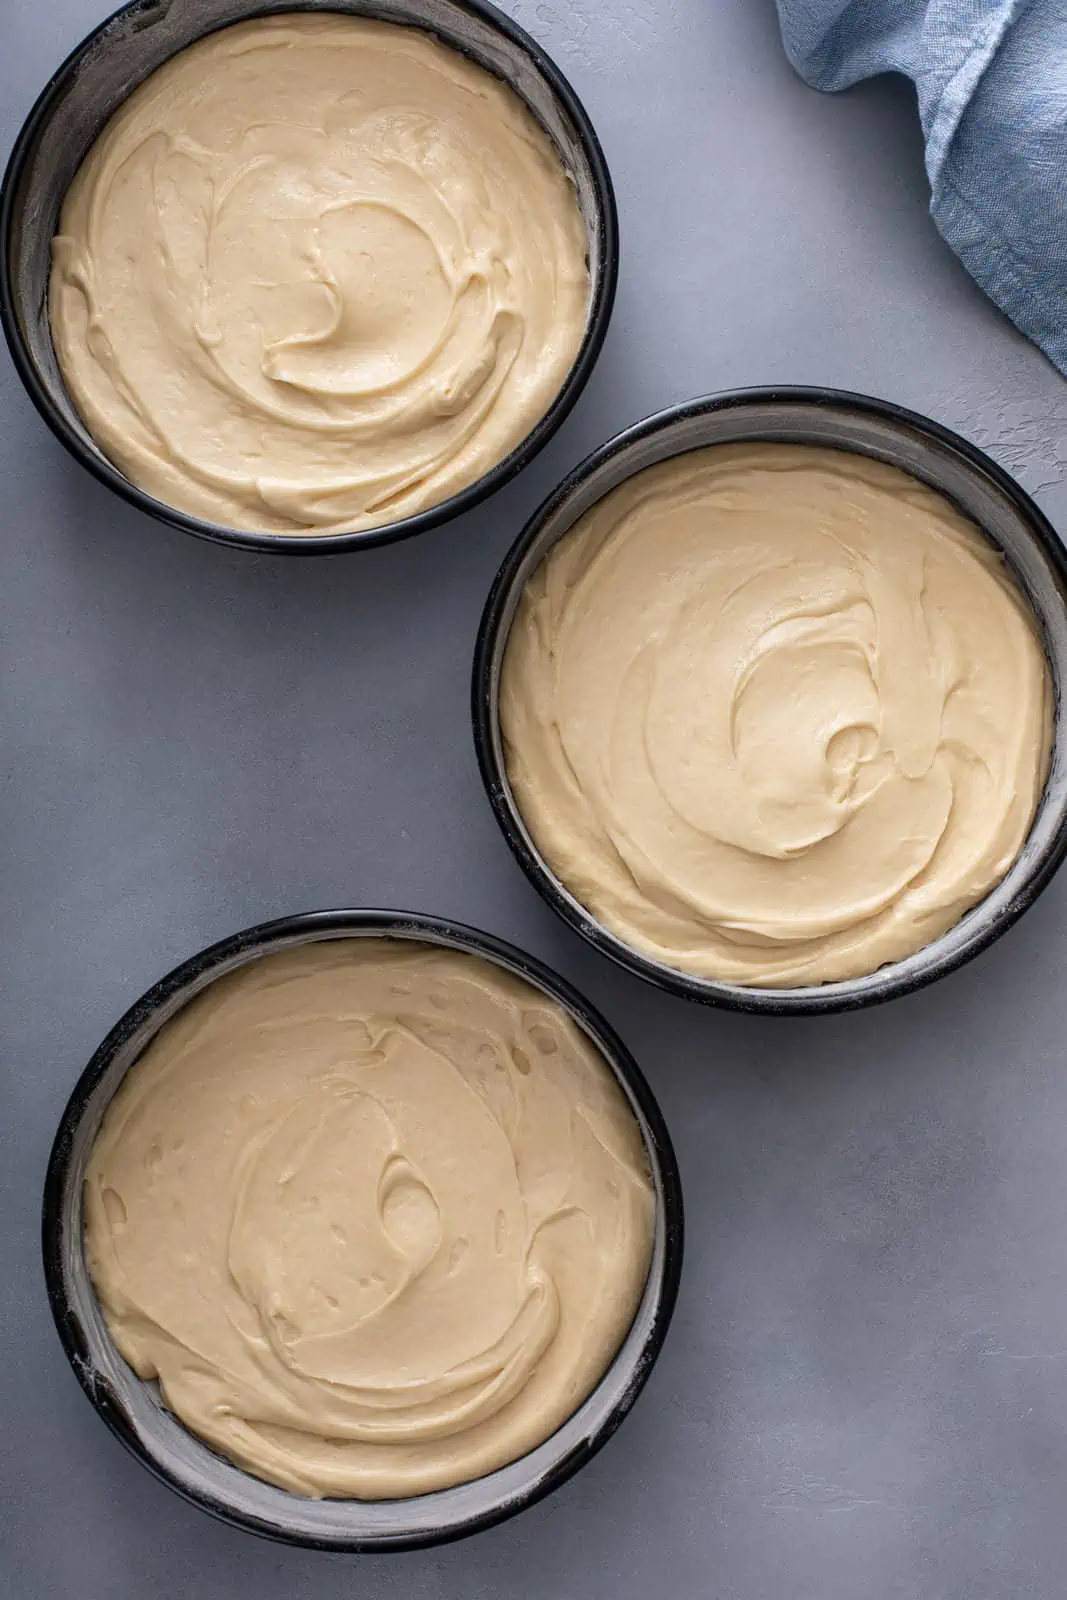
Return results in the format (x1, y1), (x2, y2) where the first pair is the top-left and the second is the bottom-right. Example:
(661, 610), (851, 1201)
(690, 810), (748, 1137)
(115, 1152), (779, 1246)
(84, 940), (653, 1499)
(500, 443), (1052, 987)
(50, 14), (589, 534)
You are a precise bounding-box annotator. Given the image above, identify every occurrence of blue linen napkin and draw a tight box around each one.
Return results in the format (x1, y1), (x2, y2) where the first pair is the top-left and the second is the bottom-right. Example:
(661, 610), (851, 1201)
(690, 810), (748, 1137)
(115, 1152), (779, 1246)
(775, 0), (1067, 374)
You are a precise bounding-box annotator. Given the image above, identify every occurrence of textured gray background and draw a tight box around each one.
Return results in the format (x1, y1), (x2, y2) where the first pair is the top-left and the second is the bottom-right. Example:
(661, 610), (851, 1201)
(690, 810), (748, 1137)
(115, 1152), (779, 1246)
(5, 1), (1067, 1596)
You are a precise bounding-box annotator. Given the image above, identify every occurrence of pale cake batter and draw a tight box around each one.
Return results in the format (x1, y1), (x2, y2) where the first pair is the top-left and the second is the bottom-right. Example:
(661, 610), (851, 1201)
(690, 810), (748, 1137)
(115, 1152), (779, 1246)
(49, 14), (589, 534)
(84, 940), (654, 1498)
(500, 444), (1052, 987)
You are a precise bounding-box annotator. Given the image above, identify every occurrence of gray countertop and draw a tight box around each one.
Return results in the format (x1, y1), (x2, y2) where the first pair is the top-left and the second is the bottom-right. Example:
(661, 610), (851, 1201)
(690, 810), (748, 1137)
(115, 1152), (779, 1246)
(6, 2), (1067, 1596)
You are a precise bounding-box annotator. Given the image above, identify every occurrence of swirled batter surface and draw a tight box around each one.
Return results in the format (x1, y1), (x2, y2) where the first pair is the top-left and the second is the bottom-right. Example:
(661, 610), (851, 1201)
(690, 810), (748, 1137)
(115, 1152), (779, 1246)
(501, 444), (1052, 987)
(85, 941), (653, 1498)
(50, 14), (588, 534)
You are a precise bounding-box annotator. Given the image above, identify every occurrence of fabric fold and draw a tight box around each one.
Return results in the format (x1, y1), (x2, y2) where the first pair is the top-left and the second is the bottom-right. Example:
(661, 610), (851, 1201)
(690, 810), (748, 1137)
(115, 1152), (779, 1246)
(775, 0), (1067, 374)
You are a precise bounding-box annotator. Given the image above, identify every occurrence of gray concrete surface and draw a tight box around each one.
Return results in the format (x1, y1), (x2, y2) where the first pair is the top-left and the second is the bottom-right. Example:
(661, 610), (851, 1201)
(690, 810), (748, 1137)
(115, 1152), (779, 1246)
(6, 1), (1067, 1596)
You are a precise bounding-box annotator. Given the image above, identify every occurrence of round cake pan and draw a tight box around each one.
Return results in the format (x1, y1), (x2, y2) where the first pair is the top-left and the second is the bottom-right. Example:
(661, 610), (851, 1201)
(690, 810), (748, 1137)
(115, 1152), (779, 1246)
(43, 909), (683, 1550)
(1, 0), (618, 555)
(472, 387), (1067, 1015)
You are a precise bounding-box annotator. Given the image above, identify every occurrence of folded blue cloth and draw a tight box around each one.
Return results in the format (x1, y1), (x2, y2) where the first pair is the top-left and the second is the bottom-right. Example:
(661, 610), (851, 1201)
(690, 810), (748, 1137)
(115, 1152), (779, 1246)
(775, 0), (1067, 374)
